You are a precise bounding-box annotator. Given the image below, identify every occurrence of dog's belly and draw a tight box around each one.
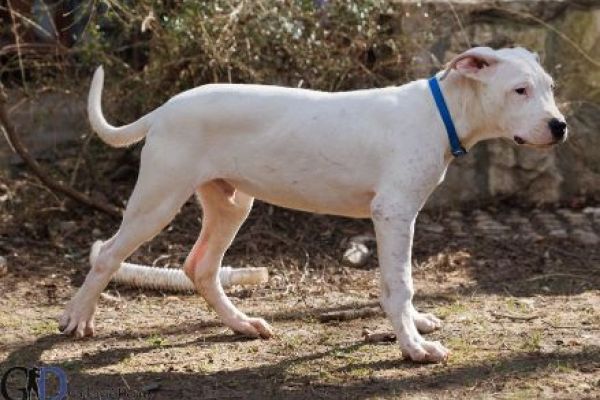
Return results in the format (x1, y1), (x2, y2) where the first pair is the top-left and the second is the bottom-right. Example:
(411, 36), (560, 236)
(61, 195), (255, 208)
(225, 178), (373, 218)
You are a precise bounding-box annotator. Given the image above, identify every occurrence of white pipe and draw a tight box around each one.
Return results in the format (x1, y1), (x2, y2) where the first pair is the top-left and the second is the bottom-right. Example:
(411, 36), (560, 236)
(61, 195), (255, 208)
(112, 262), (268, 292)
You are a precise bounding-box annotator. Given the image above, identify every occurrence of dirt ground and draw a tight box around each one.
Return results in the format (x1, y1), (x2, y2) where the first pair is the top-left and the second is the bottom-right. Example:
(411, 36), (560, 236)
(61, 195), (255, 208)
(0, 164), (599, 400)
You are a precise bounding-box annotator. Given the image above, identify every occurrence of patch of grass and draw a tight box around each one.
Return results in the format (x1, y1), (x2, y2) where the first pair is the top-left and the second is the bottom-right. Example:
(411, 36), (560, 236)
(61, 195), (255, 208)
(318, 368), (334, 381)
(30, 320), (58, 336)
(344, 365), (372, 379)
(505, 388), (539, 400)
(61, 360), (83, 373)
(506, 298), (529, 313)
(435, 301), (467, 319)
(0, 314), (20, 329)
(119, 352), (136, 367)
(552, 360), (575, 373)
(445, 337), (472, 364)
(317, 332), (334, 345)
(282, 333), (307, 351)
(147, 334), (169, 348)
(521, 330), (543, 352)
(331, 345), (360, 359)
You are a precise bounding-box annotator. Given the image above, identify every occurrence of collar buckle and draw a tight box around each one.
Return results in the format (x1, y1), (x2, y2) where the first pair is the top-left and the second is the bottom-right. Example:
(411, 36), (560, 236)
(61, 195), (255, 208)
(451, 146), (468, 157)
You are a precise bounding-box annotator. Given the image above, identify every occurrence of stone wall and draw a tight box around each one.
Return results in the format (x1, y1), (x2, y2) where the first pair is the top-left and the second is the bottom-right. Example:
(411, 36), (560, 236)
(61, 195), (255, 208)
(403, 0), (600, 207)
(2, 0), (599, 207)
(1, 92), (87, 165)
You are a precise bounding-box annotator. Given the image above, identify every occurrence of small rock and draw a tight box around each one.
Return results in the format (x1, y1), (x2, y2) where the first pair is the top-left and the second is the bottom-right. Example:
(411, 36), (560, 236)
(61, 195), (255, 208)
(422, 223), (445, 234)
(92, 228), (102, 238)
(142, 382), (161, 393)
(447, 220), (467, 237)
(582, 207), (600, 217)
(548, 229), (568, 239)
(534, 213), (565, 233)
(572, 229), (599, 245)
(447, 211), (463, 219)
(59, 221), (78, 233)
(579, 365), (596, 373)
(473, 210), (492, 222)
(522, 232), (544, 242)
(348, 234), (376, 244)
(514, 298), (535, 309)
(0, 256), (7, 277)
(343, 242), (370, 267)
(539, 344), (555, 354)
(476, 220), (510, 234)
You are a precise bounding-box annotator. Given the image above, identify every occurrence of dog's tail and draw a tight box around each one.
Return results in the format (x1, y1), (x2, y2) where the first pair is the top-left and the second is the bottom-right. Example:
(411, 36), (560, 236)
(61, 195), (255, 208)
(88, 66), (152, 147)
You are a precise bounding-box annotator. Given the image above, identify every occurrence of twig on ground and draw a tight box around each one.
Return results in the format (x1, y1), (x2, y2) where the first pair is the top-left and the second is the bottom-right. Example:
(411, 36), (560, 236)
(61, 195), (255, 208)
(319, 306), (382, 323)
(0, 86), (121, 218)
(491, 311), (541, 322)
(546, 245), (600, 265)
(6, 0), (28, 91)
(524, 273), (590, 282)
(119, 374), (131, 391)
(69, 132), (94, 187)
(542, 320), (600, 331)
(362, 328), (396, 343)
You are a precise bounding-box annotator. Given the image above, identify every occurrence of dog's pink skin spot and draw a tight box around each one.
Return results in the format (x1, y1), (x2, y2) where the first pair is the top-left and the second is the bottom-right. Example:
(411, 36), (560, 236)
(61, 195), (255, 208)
(184, 234), (210, 282)
(215, 179), (235, 197)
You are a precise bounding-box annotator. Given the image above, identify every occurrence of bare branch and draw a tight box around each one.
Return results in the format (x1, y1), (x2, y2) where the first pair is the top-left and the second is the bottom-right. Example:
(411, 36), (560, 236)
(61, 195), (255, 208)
(0, 86), (121, 218)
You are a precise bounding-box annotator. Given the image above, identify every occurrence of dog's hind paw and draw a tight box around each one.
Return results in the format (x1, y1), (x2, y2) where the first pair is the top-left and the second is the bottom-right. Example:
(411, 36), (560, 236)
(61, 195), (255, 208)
(230, 317), (273, 339)
(58, 302), (96, 339)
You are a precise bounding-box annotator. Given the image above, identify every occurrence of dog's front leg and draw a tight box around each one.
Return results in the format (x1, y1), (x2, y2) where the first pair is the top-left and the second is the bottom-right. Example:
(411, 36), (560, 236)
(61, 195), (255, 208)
(371, 196), (449, 363)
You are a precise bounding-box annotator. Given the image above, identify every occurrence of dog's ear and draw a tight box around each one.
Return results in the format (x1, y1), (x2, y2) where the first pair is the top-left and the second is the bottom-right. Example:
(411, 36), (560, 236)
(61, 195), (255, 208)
(441, 47), (500, 81)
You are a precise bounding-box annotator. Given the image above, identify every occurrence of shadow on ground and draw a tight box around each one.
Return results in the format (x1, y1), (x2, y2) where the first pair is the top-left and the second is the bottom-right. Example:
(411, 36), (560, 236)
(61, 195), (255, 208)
(2, 334), (598, 400)
(412, 230), (600, 297)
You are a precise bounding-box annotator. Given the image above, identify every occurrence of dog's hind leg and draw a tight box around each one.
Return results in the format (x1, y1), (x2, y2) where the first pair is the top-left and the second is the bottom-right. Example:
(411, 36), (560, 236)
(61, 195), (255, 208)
(59, 143), (195, 338)
(184, 180), (273, 339)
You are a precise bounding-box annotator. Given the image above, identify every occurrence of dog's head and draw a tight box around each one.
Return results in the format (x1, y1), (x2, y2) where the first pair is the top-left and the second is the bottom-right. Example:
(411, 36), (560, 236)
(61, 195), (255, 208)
(443, 46), (567, 148)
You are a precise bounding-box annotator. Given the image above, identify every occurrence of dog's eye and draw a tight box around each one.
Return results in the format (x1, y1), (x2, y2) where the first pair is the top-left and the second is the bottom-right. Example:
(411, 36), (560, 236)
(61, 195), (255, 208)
(515, 88), (527, 95)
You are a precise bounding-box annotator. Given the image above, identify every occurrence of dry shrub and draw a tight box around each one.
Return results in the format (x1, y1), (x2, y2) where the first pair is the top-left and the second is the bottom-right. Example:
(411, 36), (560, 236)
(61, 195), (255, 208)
(2, 1), (415, 119)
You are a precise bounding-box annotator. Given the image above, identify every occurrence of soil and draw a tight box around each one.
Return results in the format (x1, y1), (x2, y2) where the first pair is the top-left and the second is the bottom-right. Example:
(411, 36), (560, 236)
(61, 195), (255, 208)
(0, 160), (599, 400)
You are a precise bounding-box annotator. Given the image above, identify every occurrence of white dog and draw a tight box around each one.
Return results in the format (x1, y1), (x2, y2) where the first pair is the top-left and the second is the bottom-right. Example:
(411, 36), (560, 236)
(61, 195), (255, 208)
(59, 47), (567, 363)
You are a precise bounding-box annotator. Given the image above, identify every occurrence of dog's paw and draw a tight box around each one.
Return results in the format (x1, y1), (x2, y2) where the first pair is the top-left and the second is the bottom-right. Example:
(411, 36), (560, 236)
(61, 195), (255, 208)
(401, 339), (450, 363)
(58, 301), (96, 339)
(413, 312), (442, 334)
(230, 317), (273, 339)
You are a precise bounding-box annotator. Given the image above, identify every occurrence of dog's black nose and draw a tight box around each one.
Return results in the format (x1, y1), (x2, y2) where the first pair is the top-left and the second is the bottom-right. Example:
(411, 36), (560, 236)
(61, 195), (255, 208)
(548, 118), (567, 140)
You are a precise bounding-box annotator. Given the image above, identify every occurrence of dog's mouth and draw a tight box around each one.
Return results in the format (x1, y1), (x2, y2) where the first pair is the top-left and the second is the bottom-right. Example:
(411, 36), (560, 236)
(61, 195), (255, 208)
(513, 136), (526, 145)
(513, 136), (558, 148)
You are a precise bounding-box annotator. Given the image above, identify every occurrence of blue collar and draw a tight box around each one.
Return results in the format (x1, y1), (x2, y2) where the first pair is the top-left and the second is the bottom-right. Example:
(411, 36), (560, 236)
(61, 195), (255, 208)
(427, 76), (467, 157)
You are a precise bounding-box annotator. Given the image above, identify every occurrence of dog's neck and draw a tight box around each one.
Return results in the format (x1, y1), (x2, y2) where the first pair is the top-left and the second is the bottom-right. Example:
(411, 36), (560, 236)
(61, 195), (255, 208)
(438, 72), (499, 157)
